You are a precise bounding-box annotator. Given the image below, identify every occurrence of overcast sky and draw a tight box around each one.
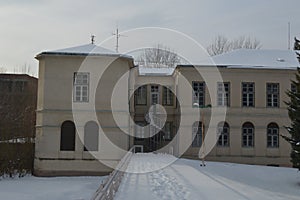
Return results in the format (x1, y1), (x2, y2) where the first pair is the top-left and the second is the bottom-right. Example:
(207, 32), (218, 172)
(0, 0), (299, 76)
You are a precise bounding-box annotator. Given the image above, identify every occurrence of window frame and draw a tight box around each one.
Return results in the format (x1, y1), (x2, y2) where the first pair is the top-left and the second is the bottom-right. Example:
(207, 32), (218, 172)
(135, 85), (147, 105)
(150, 85), (160, 105)
(217, 82), (230, 107)
(242, 82), (255, 107)
(242, 122), (254, 148)
(267, 123), (279, 148)
(163, 86), (174, 106)
(84, 121), (99, 152)
(217, 122), (230, 147)
(192, 81), (205, 107)
(73, 72), (90, 102)
(266, 83), (279, 108)
(60, 120), (76, 151)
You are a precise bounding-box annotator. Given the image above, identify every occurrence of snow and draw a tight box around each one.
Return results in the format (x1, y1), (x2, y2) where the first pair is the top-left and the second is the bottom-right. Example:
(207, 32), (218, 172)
(138, 66), (175, 76)
(37, 43), (132, 59)
(53, 44), (115, 54)
(138, 49), (299, 74)
(1, 154), (299, 200)
(197, 49), (299, 69)
(115, 153), (300, 200)
(0, 176), (106, 200)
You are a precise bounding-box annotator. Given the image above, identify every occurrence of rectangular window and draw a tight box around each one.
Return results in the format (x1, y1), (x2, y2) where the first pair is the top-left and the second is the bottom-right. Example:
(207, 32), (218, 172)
(217, 82), (230, 106)
(150, 85), (159, 105)
(242, 127), (254, 147)
(73, 72), (89, 102)
(267, 83), (279, 107)
(192, 82), (205, 107)
(163, 122), (173, 140)
(163, 86), (173, 106)
(217, 125), (229, 147)
(242, 82), (255, 107)
(135, 85), (147, 105)
(267, 126), (279, 148)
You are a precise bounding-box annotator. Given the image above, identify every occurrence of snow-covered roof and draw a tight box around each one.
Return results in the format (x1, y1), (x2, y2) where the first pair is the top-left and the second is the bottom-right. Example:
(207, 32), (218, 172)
(36, 43), (132, 59)
(196, 49), (299, 69)
(138, 65), (175, 76)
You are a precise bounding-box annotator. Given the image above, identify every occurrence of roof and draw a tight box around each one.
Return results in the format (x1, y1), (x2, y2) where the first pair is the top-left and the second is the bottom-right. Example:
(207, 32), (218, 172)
(36, 43), (132, 59)
(193, 49), (299, 69)
(138, 65), (175, 76)
(0, 73), (37, 80)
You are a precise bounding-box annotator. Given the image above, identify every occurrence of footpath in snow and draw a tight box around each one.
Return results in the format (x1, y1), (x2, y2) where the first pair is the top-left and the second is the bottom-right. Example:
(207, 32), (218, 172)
(115, 153), (300, 200)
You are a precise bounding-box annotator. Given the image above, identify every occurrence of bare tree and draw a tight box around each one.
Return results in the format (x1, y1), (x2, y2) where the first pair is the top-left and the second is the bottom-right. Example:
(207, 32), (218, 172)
(13, 64), (35, 76)
(207, 35), (262, 56)
(0, 67), (6, 73)
(136, 44), (182, 68)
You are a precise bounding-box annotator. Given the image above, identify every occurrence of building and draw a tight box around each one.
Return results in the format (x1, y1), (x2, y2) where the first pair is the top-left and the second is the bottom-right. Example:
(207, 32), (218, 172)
(34, 44), (134, 176)
(34, 44), (299, 176)
(0, 74), (37, 142)
(0, 74), (37, 173)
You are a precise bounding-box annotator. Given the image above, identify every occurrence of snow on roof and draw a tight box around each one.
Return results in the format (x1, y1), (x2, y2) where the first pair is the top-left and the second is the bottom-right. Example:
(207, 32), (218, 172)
(198, 49), (299, 69)
(138, 65), (175, 76)
(37, 43), (132, 59)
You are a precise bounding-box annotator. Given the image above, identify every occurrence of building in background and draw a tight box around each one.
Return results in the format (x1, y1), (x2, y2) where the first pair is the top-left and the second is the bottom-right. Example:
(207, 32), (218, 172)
(0, 74), (37, 174)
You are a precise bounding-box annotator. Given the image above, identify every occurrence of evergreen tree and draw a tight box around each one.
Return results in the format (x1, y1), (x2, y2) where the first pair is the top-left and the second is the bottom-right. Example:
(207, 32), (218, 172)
(294, 37), (300, 62)
(294, 37), (300, 50)
(284, 68), (300, 170)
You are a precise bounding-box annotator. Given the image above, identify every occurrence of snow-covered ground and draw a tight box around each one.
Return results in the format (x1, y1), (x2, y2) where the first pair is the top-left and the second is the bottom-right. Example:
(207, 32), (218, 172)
(0, 176), (105, 200)
(115, 153), (300, 200)
(1, 154), (299, 200)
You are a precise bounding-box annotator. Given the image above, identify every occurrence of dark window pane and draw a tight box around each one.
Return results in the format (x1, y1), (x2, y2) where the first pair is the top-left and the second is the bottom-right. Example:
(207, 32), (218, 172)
(60, 121), (76, 151)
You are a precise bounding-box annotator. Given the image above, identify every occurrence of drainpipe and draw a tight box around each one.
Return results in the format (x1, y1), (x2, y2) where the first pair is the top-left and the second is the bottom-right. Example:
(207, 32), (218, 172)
(127, 64), (136, 150)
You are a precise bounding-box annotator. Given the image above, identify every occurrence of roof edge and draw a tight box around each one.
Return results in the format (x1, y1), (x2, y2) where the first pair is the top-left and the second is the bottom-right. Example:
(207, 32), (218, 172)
(35, 51), (133, 60)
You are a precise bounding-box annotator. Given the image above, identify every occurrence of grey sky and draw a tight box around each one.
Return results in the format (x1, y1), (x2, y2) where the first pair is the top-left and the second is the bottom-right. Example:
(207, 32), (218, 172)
(0, 0), (299, 76)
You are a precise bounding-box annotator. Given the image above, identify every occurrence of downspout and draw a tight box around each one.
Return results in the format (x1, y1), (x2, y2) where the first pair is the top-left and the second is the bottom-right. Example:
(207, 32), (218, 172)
(127, 63), (136, 150)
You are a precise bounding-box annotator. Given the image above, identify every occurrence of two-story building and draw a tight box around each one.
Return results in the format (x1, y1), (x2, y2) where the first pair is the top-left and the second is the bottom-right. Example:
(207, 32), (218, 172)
(34, 44), (299, 176)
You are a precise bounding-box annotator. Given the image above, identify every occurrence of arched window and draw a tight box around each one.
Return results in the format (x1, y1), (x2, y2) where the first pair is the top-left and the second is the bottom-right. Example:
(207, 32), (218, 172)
(84, 121), (99, 151)
(242, 122), (254, 147)
(60, 121), (75, 151)
(267, 123), (279, 148)
(217, 122), (230, 147)
(192, 121), (203, 147)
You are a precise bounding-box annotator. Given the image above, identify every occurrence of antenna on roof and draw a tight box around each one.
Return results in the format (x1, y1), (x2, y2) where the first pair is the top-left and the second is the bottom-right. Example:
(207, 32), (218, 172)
(288, 22), (291, 50)
(91, 35), (95, 44)
(112, 26), (126, 52)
